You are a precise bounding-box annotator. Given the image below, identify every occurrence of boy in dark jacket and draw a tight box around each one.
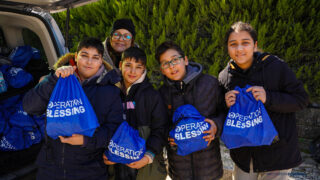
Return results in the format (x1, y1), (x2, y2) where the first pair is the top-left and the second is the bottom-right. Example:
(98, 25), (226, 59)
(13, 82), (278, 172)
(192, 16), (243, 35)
(103, 47), (168, 180)
(22, 37), (124, 180)
(155, 41), (225, 180)
(219, 21), (309, 180)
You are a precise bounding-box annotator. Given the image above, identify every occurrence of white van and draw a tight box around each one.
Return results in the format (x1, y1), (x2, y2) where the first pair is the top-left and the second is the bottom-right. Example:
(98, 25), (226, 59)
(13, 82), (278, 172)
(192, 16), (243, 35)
(0, 1), (97, 179)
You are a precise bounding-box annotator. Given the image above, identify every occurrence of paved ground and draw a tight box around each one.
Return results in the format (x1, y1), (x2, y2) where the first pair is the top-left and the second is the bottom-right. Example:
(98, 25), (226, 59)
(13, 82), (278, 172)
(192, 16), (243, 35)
(220, 145), (320, 180)
(2, 144), (319, 180)
(167, 144), (320, 180)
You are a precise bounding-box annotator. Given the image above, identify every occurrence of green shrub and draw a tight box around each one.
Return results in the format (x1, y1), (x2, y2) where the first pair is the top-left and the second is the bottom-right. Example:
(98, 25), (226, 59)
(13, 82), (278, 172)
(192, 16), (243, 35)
(52, 0), (320, 102)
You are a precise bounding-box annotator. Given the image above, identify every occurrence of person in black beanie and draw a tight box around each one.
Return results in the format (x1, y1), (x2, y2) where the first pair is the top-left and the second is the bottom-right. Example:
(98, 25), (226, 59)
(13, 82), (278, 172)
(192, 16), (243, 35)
(103, 18), (138, 68)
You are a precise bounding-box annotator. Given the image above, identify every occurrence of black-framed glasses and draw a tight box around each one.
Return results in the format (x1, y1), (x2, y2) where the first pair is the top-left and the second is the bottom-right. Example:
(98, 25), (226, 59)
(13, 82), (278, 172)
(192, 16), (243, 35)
(112, 32), (132, 41)
(160, 56), (183, 69)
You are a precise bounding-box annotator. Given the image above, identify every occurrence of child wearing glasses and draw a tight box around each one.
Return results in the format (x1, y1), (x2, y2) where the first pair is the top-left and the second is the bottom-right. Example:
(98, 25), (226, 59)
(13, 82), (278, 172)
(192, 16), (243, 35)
(155, 41), (225, 180)
(103, 47), (168, 180)
(103, 18), (138, 69)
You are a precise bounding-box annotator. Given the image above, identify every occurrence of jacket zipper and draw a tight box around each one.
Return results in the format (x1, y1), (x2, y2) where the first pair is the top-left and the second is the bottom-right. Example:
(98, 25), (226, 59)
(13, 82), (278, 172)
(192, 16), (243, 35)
(62, 143), (66, 179)
(191, 153), (195, 180)
(180, 81), (184, 95)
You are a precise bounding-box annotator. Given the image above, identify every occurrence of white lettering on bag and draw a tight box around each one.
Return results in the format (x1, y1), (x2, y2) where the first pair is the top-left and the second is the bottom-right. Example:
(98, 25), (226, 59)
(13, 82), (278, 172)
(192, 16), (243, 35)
(108, 140), (144, 160)
(174, 121), (209, 140)
(0, 137), (16, 150)
(46, 99), (86, 118)
(225, 108), (264, 128)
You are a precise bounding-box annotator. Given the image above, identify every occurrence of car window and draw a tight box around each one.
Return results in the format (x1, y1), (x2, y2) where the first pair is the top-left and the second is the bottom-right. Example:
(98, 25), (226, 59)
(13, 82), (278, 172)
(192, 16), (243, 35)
(0, 27), (6, 47)
(22, 28), (47, 63)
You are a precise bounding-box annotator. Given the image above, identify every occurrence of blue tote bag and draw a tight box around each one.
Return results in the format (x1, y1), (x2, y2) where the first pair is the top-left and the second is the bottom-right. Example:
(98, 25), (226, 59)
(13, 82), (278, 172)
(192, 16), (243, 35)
(105, 121), (146, 164)
(46, 75), (99, 139)
(221, 85), (278, 149)
(169, 104), (210, 156)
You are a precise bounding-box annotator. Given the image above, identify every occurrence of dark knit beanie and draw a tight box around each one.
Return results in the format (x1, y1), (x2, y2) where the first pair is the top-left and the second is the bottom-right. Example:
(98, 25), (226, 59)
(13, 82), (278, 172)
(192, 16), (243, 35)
(111, 18), (136, 38)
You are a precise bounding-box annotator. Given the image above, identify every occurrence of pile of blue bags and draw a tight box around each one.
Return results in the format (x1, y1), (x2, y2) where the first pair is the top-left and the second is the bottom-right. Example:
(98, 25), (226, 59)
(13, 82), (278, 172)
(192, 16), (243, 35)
(0, 45), (45, 151)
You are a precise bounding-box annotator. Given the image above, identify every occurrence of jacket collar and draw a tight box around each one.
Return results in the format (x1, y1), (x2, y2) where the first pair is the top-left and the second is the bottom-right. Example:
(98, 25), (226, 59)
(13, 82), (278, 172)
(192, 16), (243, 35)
(125, 69), (147, 95)
(53, 53), (120, 87)
(164, 61), (203, 86)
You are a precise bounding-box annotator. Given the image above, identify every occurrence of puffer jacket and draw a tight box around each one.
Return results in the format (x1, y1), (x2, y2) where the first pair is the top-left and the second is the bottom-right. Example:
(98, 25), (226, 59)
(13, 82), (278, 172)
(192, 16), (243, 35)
(218, 52), (309, 173)
(159, 62), (225, 180)
(110, 71), (168, 180)
(22, 53), (124, 180)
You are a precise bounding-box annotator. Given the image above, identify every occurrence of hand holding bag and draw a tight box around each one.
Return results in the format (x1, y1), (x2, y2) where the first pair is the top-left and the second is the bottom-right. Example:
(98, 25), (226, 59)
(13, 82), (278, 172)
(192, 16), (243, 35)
(105, 121), (146, 164)
(169, 104), (211, 156)
(221, 85), (278, 149)
(46, 75), (99, 139)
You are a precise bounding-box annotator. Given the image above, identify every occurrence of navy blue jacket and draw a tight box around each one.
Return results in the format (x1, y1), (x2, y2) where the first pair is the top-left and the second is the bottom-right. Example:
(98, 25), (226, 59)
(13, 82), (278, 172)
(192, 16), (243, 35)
(23, 54), (123, 180)
(218, 52), (309, 172)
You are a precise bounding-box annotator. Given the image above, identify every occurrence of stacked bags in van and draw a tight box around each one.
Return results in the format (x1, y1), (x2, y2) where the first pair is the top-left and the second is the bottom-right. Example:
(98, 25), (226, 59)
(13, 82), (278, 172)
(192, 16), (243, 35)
(0, 46), (45, 151)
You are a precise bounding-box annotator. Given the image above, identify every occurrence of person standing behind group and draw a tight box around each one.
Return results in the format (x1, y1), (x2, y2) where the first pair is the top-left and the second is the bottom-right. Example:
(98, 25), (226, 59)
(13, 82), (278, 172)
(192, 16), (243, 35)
(218, 21), (309, 180)
(155, 41), (225, 180)
(103, 18), (138, 69)
(103, 47), (168, 180)
(22, 37), (124, 180)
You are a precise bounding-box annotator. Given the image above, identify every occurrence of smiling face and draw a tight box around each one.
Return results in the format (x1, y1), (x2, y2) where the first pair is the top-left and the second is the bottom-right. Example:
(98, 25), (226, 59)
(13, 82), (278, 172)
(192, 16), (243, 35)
(110, 29), (133, 53)
(75, 47), (102, 80)
(227, 31), (257, 70)
(120, 58), (145, 89)
(159, 49), (188, 81)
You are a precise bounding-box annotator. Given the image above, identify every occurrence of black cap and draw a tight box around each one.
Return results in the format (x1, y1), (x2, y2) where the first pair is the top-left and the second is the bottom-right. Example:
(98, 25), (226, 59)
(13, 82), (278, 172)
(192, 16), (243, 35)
(111, 18), (136, 38)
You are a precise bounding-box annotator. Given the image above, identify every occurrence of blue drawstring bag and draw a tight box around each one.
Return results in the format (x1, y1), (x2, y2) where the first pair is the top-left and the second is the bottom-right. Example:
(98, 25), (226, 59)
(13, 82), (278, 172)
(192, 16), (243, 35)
(9, 103), (36, 130)
(0, 111), (8, 135)
(8, 45), (33, 68)
(31, 47), (41, 60)
(0, 70), (7, 93)
(221, 85), (278, 149)
(0, 126), (42, 151)
(33, 114), (46, 138)
(169, 104), (211, 156)
(0, 94), (21, 108)
(105, 121), (146, 164)
(0, 65), (33, 88)
(46, 75), (99, 139)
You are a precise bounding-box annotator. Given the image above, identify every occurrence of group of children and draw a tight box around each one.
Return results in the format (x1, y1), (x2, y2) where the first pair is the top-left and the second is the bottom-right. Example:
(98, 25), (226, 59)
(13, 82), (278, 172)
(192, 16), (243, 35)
(22, 20), (308, 180)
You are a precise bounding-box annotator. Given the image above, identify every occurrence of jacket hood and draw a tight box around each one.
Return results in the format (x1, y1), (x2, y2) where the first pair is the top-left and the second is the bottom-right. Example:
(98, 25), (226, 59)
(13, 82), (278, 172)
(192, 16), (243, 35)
(125, 72), (153, 100)
(219, 51), (276, 90)
(53, 53), (120, 86)
(125, 69), (147, 95)
(164, 61), (203, 86)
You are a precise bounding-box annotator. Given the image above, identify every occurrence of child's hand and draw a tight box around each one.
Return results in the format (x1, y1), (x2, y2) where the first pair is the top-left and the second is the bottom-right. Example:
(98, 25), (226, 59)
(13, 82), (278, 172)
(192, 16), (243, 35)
(103, 154), (116, 165)
(246, 86), (266, 103)
(203, 119), (217, 146)
(126, 156), (149, 169)
(168, 137), (177, 146)
(225, 90), (239, 108)
(59, 134), (84, 145)
(55, 65), (76, 78)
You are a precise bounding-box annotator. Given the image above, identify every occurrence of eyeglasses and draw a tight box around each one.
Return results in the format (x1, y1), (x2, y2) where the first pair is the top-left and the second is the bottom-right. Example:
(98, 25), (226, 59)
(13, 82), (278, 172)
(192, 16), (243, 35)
(112, 32), (132, 41)
(160, 56), (183, 69)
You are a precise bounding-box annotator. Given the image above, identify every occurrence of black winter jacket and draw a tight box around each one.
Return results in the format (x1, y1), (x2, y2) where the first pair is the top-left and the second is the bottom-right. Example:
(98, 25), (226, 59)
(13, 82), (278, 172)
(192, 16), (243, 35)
(218, 52), (309, 173)
(22, 54), (124, 180)
(112, 75), (168, 180)
(159, 62), (225, 180)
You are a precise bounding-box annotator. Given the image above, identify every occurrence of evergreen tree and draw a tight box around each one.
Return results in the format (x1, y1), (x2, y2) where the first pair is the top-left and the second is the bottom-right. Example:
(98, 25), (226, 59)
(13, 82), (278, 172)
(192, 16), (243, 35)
(52, 0), (320, 102)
